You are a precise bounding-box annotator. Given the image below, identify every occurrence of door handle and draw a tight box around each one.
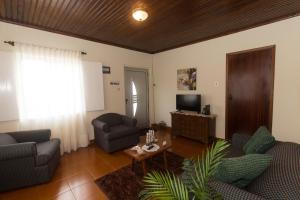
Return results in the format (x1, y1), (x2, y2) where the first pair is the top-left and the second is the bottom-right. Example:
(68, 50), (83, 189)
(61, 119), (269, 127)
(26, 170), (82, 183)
(125, 98), (129, 104)
(228, 94), (233, 101)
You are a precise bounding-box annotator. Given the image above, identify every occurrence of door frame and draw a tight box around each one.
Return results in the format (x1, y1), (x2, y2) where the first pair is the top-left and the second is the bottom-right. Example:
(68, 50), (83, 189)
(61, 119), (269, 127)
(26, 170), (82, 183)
(124, 66), (150, 127)
(225, 45), (276, 139)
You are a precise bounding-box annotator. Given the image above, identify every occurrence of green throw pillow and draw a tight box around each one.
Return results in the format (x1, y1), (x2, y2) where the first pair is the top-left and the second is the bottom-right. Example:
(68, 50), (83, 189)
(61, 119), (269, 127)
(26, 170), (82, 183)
(214, 154), (272, 188)
(243, 126), (276, 154)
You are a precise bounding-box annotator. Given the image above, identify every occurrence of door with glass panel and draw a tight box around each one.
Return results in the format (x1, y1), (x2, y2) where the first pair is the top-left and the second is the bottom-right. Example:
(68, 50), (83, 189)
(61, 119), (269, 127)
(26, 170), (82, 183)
(124, 67), (149, 128)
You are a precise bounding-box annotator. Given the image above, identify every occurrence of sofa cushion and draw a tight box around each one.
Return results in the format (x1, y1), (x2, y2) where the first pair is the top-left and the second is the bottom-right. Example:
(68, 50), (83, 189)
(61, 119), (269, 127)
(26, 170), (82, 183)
(243, 126), (275, 154)
(225, 147), (245, 158)
(246, 142), (300, 199)
(92, 120), (110, 132)
(98, 113), (123, 127)
(214, 154), (272, 188)
(104, 125), (139, 141)
(36, 139), (60, 166)
(0, 133), (17, 145)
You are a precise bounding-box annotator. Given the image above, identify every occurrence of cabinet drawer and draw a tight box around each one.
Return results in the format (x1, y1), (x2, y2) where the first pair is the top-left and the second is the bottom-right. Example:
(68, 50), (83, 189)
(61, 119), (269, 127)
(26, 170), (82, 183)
(170, 112), (216, 143)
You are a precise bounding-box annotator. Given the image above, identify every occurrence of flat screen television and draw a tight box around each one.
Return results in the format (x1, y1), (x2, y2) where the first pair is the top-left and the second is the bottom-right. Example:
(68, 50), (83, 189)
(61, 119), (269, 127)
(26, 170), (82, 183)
(176, 94), (201, 113)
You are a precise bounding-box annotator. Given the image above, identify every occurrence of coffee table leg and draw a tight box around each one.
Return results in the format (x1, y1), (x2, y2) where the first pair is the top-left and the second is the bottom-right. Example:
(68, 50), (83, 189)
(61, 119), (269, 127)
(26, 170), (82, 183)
(131, 158), (135, 171)
(163, 151), (168, 169)
(142, 160), (147, 175)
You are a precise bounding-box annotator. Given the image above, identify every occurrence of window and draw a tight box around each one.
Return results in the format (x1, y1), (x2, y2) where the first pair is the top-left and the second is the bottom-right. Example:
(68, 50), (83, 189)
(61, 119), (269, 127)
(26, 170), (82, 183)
(131, 81), (138, 117)
(15, 44), (86, 120)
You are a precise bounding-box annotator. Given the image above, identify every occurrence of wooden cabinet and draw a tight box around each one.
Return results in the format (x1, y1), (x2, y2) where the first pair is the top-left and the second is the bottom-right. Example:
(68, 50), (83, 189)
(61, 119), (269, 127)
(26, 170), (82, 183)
(170, 111), (216, 144)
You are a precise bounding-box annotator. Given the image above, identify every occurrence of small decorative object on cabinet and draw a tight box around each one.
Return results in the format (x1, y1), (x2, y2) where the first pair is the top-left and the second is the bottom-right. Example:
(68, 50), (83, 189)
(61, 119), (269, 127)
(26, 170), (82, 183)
(202, 104), (211, 115)
(170, 111), (216, 143)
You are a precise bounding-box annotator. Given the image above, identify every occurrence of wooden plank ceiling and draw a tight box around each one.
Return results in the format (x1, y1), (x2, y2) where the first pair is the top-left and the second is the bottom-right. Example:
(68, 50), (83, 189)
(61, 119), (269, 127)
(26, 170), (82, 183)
(1, 0), (300, 53)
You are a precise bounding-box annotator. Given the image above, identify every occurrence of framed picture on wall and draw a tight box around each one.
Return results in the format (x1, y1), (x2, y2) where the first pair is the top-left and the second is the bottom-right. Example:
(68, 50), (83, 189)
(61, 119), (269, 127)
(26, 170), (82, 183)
(177, 68), (197, 90)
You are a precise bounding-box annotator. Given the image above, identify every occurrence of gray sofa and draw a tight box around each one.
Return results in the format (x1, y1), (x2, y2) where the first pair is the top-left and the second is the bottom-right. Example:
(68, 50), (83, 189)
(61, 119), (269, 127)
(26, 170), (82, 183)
(92, 113), (140, 153)
(211, 133), (300, 200)
(0, 129), (60, 192)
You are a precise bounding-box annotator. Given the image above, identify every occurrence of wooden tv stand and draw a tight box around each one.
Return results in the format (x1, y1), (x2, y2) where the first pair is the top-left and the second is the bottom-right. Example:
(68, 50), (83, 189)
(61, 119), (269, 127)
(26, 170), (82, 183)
(170, 111), (216, 144)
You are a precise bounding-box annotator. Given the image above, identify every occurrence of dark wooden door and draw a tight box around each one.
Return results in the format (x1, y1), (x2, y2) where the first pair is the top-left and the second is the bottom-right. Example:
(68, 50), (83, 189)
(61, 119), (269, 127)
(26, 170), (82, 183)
(226, 46), (275, 139)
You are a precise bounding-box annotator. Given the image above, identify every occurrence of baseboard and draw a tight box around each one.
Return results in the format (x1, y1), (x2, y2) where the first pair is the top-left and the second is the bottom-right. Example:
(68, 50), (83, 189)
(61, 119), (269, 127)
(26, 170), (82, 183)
(166, 126), (172, 132)
(89, 139), (95, 145)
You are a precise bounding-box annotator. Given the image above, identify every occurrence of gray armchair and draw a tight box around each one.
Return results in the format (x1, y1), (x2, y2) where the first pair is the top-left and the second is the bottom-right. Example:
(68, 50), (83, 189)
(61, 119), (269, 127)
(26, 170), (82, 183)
(0, 129), (60, 192)
(92, 113), (140, 153)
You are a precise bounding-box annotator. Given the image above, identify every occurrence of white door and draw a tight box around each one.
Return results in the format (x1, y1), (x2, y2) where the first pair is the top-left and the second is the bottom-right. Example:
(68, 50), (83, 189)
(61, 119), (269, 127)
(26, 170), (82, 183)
(124, 67), (149, 128)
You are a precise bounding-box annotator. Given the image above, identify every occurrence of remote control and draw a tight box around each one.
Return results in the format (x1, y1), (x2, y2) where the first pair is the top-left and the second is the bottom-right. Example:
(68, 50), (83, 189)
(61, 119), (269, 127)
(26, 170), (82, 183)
(147, 145), (154, 150)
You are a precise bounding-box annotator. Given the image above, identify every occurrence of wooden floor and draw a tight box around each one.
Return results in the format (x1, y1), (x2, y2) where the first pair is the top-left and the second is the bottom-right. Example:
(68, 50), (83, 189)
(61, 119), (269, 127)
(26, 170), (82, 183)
(0, 133), (207, 200)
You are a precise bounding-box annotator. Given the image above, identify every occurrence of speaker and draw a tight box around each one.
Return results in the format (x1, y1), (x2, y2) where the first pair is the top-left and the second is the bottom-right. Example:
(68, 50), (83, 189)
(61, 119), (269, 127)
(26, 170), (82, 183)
(202, 104), (211, 115)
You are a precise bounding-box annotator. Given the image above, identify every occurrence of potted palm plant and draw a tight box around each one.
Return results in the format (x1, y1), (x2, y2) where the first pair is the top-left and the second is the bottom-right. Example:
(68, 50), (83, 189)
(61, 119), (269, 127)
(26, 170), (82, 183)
(139, 140), (229, 200)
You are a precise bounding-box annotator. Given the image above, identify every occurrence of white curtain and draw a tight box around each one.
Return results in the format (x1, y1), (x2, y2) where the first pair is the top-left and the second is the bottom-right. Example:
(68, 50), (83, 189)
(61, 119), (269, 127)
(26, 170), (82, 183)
(15, 43), (89, 153)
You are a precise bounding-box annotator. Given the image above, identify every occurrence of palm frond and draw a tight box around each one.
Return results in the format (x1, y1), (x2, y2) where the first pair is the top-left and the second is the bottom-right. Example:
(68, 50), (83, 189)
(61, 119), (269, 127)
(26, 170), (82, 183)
(139, 171), (189, 200)
(191, 140), (230, 199)
(140, 140), (229, 200)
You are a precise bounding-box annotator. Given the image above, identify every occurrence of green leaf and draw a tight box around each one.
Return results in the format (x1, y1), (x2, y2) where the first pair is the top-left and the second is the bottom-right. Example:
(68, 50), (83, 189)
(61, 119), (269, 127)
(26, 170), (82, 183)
(139, 171), (189, 200)
(140, 140), (229, 200)
(181, 140), (229, 199)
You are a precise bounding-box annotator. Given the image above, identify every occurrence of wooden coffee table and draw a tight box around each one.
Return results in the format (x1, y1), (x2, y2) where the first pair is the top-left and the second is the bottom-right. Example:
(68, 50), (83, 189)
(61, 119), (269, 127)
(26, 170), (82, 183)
(124, 131), (172, 175)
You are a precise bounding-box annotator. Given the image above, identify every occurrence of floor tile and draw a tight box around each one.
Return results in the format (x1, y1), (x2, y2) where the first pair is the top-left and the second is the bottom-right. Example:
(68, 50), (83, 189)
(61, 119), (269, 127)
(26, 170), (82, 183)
(52, 165), (86, 182)
(86, 161), (114, 179)
(49, 191), (75, 200)
(71, 182), (103, 200)
(0, 186), (41, 200)
(37, 179), (70, 199)
(67, 171), (93, 189)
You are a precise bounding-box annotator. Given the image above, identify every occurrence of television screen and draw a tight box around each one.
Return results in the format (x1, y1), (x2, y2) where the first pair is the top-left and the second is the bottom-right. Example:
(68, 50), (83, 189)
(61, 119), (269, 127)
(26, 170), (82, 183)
(176, 94), (201, 112)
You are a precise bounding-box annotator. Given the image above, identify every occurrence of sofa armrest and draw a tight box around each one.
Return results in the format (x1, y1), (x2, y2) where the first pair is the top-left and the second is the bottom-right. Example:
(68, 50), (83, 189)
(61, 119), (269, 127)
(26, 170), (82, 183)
(122, 116), (137, 127)
(7, 129), (51, 143)
(209, 180), (266, 200)
(231, 133), (251, 150)
(0, 142), (37, 161)
(92, 119), (110, 132)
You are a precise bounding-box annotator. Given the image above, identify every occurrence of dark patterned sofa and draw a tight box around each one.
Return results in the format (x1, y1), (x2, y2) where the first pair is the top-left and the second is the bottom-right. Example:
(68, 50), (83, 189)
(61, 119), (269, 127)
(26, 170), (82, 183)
(0, 129), (60, 192)
(211, 133), (300, 200)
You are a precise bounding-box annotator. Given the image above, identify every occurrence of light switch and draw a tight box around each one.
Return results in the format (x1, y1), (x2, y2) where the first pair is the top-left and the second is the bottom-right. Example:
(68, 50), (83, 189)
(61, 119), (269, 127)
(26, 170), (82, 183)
(214, 81), (219, 87)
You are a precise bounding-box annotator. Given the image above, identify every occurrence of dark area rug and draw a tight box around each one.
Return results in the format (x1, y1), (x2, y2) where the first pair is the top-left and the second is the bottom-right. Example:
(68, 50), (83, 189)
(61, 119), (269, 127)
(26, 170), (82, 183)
(95, 152), (184, 200)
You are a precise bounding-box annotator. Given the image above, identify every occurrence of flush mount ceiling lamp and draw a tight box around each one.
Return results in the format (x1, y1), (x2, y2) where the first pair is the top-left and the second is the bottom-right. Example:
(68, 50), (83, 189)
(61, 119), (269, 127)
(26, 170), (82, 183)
(132, 9), (148, 21)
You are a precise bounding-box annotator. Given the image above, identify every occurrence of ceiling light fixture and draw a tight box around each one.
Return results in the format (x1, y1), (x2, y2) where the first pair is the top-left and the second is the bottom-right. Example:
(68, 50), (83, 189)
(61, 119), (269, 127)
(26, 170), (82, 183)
(132, 9), (148, 21)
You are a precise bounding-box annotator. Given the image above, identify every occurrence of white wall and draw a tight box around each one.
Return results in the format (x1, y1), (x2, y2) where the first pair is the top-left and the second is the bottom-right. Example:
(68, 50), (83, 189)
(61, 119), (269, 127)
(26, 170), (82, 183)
(153, 16), (300, 143)
(0, 21), (154, 138)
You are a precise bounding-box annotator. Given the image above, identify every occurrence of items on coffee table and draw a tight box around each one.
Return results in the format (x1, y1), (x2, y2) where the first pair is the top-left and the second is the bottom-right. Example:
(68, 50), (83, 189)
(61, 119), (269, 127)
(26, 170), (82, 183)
(131, 145), (145, 155)
(144, 129), (160, 152)
(146, 129), (157, 145)
(142, 143), (160, 152)
(124, 131), (172, 175)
